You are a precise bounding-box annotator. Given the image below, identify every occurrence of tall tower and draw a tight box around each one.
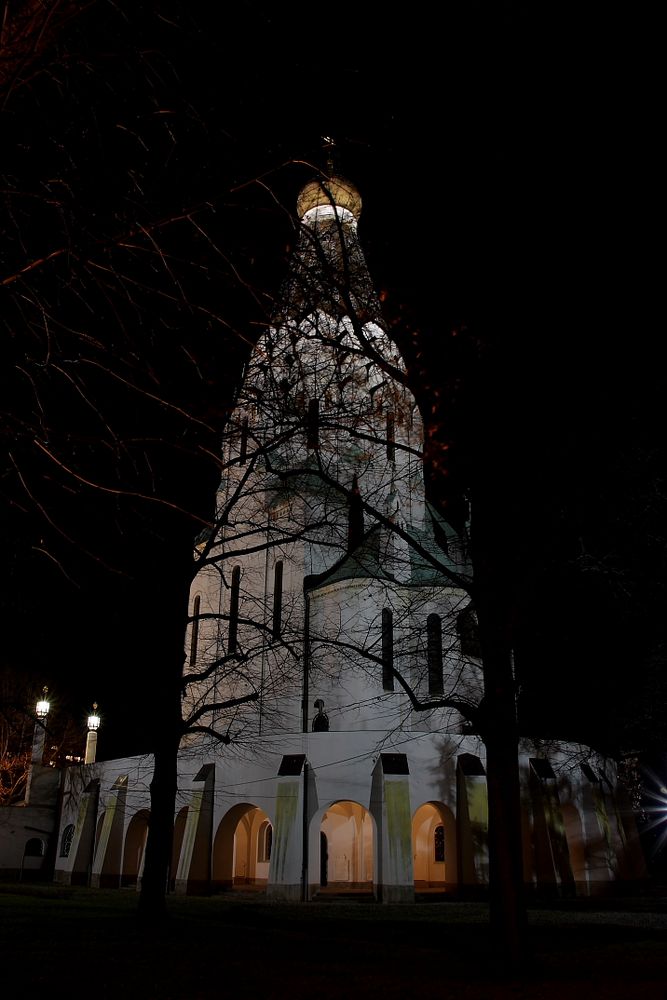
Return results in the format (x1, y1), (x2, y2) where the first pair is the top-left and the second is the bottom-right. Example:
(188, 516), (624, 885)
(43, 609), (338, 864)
(183, 172), (477, 747)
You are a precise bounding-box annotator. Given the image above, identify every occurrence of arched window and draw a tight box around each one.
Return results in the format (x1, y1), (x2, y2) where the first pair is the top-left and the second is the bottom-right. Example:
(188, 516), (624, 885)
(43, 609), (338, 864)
(257, 821), (273, 862)
(60, 824), (75, 858)
(382, 608), (394, 691)
(228, 566), (241, 654)
(189, 594), (201, 666)
(307, 398), (319, 449)
(272, 561), (283, 639)
(457, 605), (482, 658)
(24, 838), (44, 858)
(427, 613), (443, 695)
(434, 824), (445, 863)
(386, 411), (395, 462)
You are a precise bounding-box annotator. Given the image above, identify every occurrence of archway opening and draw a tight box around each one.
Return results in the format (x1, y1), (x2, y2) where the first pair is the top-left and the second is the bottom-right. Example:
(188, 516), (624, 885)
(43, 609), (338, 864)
(319, 801), (374, 895)
(170, 806), (189, 890)
(212, 803), (272, 892)
(121, 810), (149, 887)
(412, 801), (456, 893)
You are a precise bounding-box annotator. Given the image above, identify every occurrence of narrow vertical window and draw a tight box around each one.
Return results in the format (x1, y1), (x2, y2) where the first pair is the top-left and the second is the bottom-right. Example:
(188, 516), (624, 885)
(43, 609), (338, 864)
(457, 605), (482, 658)
(60, 824), (75, 858)
(386, 411), (395, 461)
(427, 613), (443, 695)
(434, 824), (445, 862)
(228, 566), (241, 654)
(239, 417), (249, 465)
(258, 821), (273, 862)
(307, 398), (319, 449)
(348, 474), (364, 552)
(189, 595), (201, 666)
(272, 561), (283, 639)
(382, 608), (394, 691)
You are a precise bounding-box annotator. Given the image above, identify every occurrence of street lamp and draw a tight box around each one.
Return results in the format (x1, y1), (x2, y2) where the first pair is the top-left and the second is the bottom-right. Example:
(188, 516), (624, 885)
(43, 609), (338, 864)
(35, 687), (50, 720)
(32, 686), (49, 758)
(26, 687), (50, 803)
(85, 703), (100, 764)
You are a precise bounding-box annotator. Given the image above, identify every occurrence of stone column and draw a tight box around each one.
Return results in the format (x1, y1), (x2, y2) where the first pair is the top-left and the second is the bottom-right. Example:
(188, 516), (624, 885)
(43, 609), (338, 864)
(371, 753), (414, 903)
(174, 764), (215, 894)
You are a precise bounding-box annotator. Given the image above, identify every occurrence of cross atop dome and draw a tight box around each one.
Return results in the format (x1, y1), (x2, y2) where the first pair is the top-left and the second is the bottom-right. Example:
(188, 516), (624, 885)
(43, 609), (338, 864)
(296, 136), (362, 222)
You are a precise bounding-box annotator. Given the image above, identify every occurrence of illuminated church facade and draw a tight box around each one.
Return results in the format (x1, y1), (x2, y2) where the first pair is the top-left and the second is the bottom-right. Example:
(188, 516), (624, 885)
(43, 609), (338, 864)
(2, 173), (645, 897)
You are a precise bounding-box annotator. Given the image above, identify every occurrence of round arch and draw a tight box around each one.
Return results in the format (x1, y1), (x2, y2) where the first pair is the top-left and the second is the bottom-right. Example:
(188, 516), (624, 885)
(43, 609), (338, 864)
(309, 800), (376, 897)
(212, 803), (272, 892)
(122, 809), (150, 887)
(170, 806), (189, 889)
(412, 801), (457, 892)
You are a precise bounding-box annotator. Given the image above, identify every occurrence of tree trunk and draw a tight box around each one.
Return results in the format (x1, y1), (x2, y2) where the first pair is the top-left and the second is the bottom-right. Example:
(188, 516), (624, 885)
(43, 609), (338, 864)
(485, 698), (528, 967)
(138, 727), (181, 918)
(137, 579), (190, 919)
(479, 604), (529, 970)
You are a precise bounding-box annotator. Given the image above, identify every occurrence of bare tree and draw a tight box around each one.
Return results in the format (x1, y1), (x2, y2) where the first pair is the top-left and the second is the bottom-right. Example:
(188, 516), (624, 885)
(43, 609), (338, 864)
(0, 677), (33, 805)
(2, 6), (649, 970)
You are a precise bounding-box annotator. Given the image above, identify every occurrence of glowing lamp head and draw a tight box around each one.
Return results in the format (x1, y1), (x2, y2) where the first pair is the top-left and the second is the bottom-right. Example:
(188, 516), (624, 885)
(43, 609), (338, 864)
(87, 703), (101, 732)
(36, 687), (50, 720)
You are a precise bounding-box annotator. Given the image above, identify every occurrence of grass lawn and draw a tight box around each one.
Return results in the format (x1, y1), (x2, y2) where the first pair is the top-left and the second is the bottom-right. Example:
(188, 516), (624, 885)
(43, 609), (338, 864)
(1, 884), (666, 999)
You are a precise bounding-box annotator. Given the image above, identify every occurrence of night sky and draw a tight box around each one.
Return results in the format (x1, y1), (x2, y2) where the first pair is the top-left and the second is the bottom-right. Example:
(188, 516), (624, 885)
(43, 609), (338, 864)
(1, 3), (663, 761)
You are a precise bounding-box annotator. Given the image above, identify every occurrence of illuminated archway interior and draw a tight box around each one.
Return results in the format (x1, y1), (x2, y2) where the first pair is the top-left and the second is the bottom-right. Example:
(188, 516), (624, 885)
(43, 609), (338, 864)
(320, 801), (373, 889)
(122, 810), (149, 887)
(232, 806), (272, 886)
(412, 802), (447, 889)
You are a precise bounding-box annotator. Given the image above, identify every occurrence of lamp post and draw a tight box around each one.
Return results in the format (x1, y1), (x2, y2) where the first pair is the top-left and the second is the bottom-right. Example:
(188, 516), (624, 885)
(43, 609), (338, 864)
(32, 686), (50, 762)
(85, 704), (101, 764)
(25, 687), (50, 804)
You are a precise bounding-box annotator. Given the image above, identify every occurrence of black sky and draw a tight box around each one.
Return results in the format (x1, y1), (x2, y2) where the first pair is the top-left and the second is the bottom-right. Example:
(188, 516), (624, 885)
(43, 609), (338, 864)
(1, 3), (663, 760)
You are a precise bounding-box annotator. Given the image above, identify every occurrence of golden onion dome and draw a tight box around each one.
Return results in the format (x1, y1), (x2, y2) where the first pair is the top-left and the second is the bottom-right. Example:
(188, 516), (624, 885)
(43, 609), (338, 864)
(296, 175), (362, 221)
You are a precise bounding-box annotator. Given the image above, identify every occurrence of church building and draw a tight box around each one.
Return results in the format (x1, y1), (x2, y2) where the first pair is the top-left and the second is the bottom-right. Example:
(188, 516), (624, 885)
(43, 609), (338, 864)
(2, 172), (645, 898)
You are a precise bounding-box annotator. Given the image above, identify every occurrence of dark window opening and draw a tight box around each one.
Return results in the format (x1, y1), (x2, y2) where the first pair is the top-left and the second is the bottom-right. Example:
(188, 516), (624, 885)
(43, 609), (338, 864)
(457, 605), (482, 658)
(382, 608), (394, 691)
(272, 561), (283, 639)
(60, 825), (75, 858)
(228, 566), (241, 654)
(307, 398), (319, 449)
(427, 613), (443, 695)
(386, 411), (395, 461)
(258, 822), (273, 862)
(434, 824), (445, 863)
(189, 595), (201, 666)
(348, 475), (364, 551)
(24, 838), (44, 858)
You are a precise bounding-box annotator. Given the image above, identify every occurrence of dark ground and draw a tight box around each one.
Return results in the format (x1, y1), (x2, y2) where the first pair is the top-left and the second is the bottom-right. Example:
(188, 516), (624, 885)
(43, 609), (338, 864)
(1, 883), (666, 999)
